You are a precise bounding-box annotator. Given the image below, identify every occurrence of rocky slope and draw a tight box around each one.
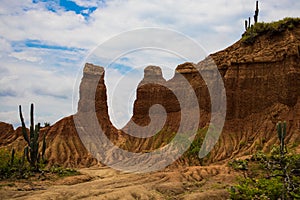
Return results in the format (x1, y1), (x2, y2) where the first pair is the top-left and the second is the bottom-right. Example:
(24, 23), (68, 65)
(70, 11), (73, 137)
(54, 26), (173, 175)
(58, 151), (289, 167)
(118, 18), (300, 164)
(1, 19), (300, 167)
(208, 19), (300, 162)
(0, 165), (239, 200)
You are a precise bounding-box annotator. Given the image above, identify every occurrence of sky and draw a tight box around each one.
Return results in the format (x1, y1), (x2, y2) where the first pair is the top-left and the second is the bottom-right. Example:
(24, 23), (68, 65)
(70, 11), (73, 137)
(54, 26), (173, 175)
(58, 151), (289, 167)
(0, 0), (299, 128)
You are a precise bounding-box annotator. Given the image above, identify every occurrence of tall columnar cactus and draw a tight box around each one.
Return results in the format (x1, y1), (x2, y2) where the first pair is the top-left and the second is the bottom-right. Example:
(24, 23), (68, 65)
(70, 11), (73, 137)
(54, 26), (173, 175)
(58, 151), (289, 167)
(245, 17), (251, 31)
(254, 1), (259, 24)
(276, 121), (289, 199)
(248, 17), (251, 28)
(245, 20), (248, 31)
(19, 103), (46, 170)
(41, 131), (46, 162)
(277, 121), (287, 154)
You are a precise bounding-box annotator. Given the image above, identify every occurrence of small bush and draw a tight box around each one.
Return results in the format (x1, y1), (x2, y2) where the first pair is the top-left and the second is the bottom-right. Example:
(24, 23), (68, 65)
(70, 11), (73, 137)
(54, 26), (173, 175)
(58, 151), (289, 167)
(250, 150), (267, 162)
(44, 122), (50, 127)
(230, 177), (283, 200)
(228, 159), (248, 170)
(229, 149), (300, 199)
(0, 149), (30, 180)
(0, 104), (79, 181)
(184, 130), (204, 155)
(49, 166), (80, 177)
(0, 149), (80, 180)
(241, 17), (300, 44)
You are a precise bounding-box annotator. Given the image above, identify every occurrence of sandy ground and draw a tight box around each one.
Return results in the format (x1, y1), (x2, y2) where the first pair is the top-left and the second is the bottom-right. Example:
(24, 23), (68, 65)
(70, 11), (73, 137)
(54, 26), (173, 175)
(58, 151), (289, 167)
(0, 165), (240, 200)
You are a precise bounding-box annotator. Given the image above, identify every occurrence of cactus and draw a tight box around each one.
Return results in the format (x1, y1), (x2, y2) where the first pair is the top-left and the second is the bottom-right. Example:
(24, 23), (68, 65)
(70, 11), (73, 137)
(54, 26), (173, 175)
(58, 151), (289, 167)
(245, 17), (251, 31)
(254, 1), (259, 24)
(244, 2), (257, 31)
(20, 147), (26, 167)
(277, 121), (287, 154)
(19, 103), (46, 170)
(10, 148), (15, 166)
(248, 17), (251, 28)
(276, 121), (289, 199)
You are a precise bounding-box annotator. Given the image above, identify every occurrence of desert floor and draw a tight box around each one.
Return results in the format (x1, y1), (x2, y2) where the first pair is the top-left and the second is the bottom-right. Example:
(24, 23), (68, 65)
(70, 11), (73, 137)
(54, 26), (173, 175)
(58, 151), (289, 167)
(0, 164), (240, 200)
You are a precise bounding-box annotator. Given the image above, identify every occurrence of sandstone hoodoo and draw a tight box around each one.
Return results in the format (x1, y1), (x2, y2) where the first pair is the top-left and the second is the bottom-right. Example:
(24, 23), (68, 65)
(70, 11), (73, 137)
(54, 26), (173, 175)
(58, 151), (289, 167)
(0, 18), (300, 167)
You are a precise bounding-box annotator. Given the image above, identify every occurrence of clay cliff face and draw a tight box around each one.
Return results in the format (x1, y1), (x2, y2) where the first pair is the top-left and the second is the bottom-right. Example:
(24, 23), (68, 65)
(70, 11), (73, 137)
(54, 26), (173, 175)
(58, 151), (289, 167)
(1, 20), (300, 167)
(207, 23), (300, 162)
(121, 23), (300, 164)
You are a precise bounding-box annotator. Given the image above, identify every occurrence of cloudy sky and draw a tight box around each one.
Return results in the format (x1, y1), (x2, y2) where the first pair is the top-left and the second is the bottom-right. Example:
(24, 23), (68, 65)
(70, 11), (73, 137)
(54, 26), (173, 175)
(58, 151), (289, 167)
(0, 0), (299, 128)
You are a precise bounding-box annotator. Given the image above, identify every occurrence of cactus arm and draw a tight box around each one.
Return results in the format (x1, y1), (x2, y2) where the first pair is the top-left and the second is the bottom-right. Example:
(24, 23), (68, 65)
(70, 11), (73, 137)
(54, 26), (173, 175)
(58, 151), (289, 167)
(277, 121), (287, 154)
(248, 17), (251, 28)
(19, 105), (30, 146)
(30, 103), (34, 134)
(282, 121), (286, 153)
(34, 124), (39, 146)
(30, 140), (35, 166)
(34, 123), (40, 165)
(24, 146), (30, 163)
(30, 104), (34, 142)
(283, 121), (286, 139)
(277, 121), (282, 142)
(254, 1), (259, 23)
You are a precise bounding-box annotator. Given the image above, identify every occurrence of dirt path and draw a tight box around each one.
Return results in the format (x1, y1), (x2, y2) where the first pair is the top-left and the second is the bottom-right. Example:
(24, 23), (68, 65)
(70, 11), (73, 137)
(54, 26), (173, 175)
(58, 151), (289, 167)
(0, 165), (239, 200)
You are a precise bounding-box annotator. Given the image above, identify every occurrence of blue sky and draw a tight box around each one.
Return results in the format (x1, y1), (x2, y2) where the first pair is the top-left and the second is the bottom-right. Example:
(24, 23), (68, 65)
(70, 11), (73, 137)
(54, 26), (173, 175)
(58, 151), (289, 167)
(0, 0), (299, 128)
(33, 0), (100, 17)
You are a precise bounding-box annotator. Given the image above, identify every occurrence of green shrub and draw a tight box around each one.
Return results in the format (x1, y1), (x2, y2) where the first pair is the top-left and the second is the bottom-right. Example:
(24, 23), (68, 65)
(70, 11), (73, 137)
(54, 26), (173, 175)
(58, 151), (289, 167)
(0, 148), (80, 180)
(250, 150), (267, 162)
(228, 159), (248, 170)
(49, 166), (80, 177)
(230, 177), (283, 200)
(0, 149), (30, 180)
(229, 152), (300, 199)
(0, 104), (79, 180)
(229, 122), (300, 199)
(241, 17), (300, 44)
(181, 128), (207, 158)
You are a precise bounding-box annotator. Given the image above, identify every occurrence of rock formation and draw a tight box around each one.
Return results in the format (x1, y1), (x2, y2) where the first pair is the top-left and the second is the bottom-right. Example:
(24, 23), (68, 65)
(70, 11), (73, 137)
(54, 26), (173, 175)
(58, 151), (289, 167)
(1, 19), (300, 167)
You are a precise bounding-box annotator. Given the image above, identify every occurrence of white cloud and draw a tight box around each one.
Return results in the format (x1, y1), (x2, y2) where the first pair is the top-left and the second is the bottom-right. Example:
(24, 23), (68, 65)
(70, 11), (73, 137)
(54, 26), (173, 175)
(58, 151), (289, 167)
(0, 0), (32, 15)
(69, 0), (104, 8)
(0, 38), (12, 54)
(261, 1), (300, 22)
(0, 56), (77, 127)
(0, 3), (87, 47)
(0, 0), (299, 127)
(0, 111), (20, 127)
(10, 51), (42, 63)
(1, 0), (297, 52)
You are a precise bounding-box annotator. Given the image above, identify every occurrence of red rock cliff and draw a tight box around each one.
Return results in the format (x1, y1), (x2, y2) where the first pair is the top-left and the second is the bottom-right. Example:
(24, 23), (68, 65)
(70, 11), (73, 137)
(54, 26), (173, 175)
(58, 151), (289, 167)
(1, 19), (300, 167)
